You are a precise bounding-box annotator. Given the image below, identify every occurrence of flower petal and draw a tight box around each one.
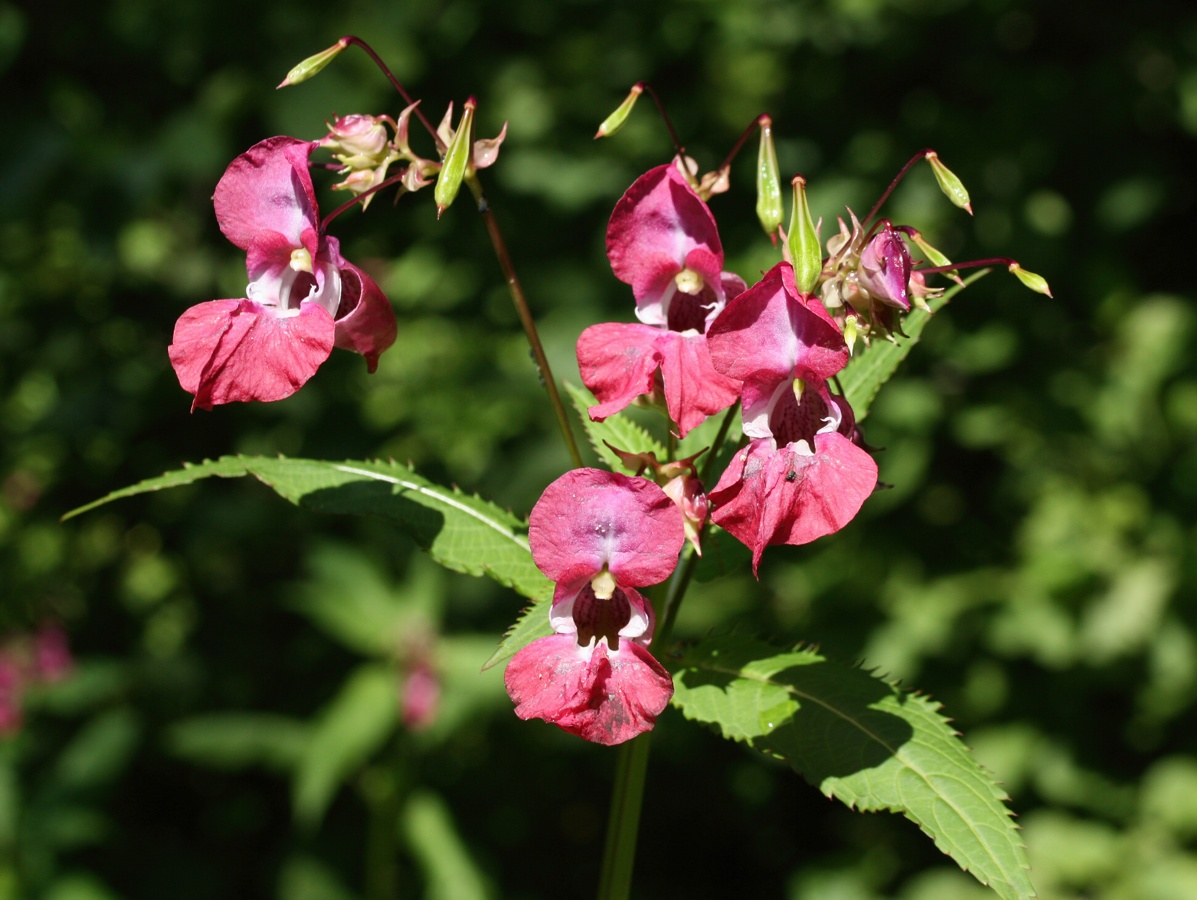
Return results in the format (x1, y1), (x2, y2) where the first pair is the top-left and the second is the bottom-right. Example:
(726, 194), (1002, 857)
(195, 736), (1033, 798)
(169, 299), (335, 410)
(655, 330), (741, 437)
(577, 321), (661, 422)
(607, 165), (724, 313)
(530, 469), (684, 589)
(711, 432), (877, 573)
(333, 261), (397, 372)
(504, 634), (673, 746)
(214, 137), (320, 255)
(708, 261), (848, 387)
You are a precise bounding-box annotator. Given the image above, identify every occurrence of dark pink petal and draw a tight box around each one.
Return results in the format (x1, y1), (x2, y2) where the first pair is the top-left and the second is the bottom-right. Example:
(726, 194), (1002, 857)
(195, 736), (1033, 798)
(214, 137), (320, 254)
(504, 634), (673, 746)
(334, 262), (397, 372)
(578, 324), (738, 437)
(578, 321), (662, 422)
(655, 331), (741, 437)
(169, 299), (335, 410)
(607, 165), (724, 304)
(710, 433), (877, 574)
(708, 262), (848, 386)
(530, 469), (684, 589)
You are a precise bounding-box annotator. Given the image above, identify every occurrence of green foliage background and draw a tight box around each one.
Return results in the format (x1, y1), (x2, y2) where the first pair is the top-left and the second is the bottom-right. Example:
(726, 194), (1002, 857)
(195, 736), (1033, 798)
(3, 0), (1197, 897)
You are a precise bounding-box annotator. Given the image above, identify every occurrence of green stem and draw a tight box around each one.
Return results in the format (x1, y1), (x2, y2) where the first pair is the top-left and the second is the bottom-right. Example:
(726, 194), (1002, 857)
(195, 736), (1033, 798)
(595, 401), (739, 896)
(596, 733), (653, 900)
(465, 172), (584, 469)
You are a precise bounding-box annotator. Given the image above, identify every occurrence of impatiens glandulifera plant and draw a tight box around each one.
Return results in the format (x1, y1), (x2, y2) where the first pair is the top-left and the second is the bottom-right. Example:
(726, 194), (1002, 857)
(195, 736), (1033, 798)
(68, 38), (1055, 900)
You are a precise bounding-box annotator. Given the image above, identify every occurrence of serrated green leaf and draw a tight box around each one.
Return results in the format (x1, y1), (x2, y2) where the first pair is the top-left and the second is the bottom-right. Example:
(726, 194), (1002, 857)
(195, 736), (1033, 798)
(672, 634), (1035, 900)
(839, 270), (988, 421)
(481, 597), (552, 671)
(565, 382), (665, 470)
(64, 456), (551, 604)
(293, 663), (397, 828)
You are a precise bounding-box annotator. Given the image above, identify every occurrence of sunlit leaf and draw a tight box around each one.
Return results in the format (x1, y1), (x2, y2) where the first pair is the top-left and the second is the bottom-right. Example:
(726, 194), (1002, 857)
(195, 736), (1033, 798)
(64, 456), (551, 603)
(672, 634), (1035, 900)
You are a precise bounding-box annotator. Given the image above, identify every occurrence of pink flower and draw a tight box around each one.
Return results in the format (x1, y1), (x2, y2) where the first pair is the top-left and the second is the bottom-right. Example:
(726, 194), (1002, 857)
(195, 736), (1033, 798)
(577, 164), (745, 437)
(168, 137), (397, 410)
(707, 262), (878, 573)
(504, 469), (685, 745)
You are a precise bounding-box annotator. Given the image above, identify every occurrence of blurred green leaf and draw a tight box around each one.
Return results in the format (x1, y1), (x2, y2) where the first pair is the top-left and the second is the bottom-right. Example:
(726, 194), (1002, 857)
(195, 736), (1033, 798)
(402, 790), (494, 900)
(293, 663), (397, 828)
(290, 545), (443, 656)
(673, 634), (1034, 900)
(165, 713), (309, 772)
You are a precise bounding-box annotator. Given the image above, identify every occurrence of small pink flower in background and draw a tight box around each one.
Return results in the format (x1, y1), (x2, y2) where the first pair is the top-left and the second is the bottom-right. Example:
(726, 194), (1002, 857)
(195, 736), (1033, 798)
(0, 656), (23, 737)
(32, 625), (73, 683)
(400, 658), (440, 733)
(0, 625), (74, 737)
(504, 469), (684, 745)
(577, 164), (745, 437)
(707, 262), (878, 573)
(168, 137), (397, 410)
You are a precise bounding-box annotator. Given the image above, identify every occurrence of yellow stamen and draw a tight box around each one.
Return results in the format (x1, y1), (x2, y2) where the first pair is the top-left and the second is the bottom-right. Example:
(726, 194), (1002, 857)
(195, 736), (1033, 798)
(674, 268), (704, 295)
(289, 247), (313, 273)
(590, 568), (617, 600)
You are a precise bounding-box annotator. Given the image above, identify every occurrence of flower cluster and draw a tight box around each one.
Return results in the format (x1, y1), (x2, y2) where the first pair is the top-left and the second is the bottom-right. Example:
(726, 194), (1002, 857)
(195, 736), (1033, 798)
(576, 161), (880, 576)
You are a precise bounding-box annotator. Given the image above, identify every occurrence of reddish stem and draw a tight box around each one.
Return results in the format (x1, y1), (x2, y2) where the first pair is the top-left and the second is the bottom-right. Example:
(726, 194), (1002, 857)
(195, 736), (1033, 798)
(862, 148), (934, 227)
(339, 35), (445, 153)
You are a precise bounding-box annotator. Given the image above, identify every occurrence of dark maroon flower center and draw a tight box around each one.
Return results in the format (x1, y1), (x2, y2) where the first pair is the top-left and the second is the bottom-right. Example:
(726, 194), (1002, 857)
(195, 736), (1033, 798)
(573, 584), (633, 650)
(769, 380), (833, 447)
(666, 283), (717, 334)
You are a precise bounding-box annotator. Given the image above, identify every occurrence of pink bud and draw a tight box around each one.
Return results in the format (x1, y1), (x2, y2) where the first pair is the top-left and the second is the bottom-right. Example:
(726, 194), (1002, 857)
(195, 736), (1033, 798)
(321, 114), (391, 159)
(857, 224), (913, 311)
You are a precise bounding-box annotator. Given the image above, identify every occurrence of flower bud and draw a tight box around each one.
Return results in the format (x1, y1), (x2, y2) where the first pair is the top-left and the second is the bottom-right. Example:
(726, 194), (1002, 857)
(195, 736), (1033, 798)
(434, 97), (476, 218)
(1009, 262), (1053, 297)
(857, 224), (913, 311)
(786, 176), (823, 294)
(595, 83), (644, 139)
(755, 116), (783, 239)
(277, 38), (349, 88)
(321, 114), (390, 161)
(925, 151), (973, 215)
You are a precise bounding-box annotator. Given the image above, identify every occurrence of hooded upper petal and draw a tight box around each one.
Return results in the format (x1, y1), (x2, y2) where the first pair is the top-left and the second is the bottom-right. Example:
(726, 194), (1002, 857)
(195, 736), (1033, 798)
(707, 261), (848, 389)
(607, 164), (726, 324)
(214, 137), (320, 257)
(168, 299), (335, 410)
(504, 633), (674, 746)
(529, 469), (684, 591)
